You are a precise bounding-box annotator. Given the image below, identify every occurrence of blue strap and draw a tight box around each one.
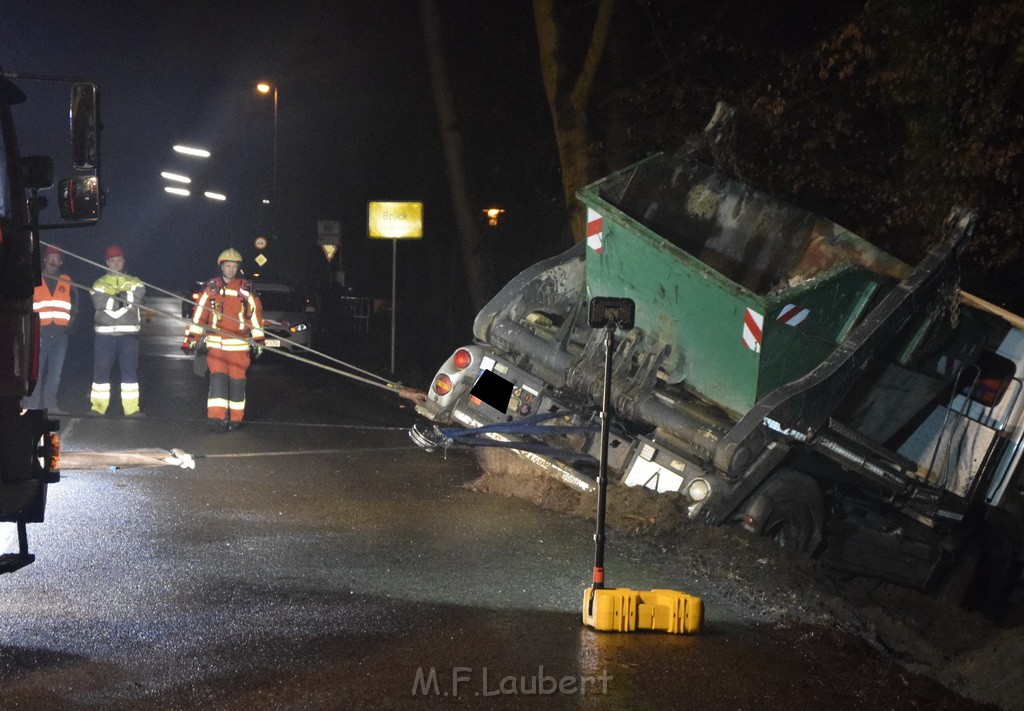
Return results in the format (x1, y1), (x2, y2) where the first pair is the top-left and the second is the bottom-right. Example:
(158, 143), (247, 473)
(440, 411), (600, 464)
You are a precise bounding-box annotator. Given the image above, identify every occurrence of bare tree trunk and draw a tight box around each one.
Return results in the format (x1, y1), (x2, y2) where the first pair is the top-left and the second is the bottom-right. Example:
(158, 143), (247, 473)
(420, 0), (489, 309)
(533, 0), (615, 242)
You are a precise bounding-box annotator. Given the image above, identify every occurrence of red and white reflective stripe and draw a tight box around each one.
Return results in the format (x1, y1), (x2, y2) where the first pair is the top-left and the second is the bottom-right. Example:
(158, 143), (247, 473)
(586, 207), (604, 253)
(776, 304), (809, 327)
(742, 308), (763, 353)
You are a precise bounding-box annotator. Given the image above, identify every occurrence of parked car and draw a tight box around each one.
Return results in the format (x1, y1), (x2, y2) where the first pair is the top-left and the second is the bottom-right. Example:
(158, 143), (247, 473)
(251, 280), (316, 354)
(181, 281), (205, 319)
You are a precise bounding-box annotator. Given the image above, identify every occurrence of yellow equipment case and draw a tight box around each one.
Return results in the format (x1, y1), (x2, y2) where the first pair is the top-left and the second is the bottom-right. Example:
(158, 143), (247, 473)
(583, 586), (703, 634)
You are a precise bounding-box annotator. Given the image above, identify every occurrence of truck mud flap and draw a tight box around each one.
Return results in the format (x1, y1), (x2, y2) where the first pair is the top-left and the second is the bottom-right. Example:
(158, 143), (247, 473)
(490, 443), (596, 494)
(410, 415), (599, 494)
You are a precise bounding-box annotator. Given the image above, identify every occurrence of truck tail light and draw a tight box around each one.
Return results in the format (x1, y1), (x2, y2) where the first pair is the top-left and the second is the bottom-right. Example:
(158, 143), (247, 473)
(453, 349), (472, 370)
(433, 374), (453, 396)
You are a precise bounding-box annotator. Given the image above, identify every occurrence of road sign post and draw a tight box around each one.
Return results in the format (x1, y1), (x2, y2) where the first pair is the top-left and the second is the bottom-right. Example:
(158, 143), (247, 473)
(367, 201), (423, 372)
(317, 220), (340, 264)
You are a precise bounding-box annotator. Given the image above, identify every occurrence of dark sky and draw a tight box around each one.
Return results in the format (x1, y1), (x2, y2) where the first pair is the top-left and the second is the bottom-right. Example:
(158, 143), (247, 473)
(3, 1), (561, 330)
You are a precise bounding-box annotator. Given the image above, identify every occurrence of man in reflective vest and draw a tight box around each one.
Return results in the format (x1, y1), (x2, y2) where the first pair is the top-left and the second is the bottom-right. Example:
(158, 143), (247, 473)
(182, 248), (265, 430)
(24, 246), (75, 413)
(90, 245), (146, 416)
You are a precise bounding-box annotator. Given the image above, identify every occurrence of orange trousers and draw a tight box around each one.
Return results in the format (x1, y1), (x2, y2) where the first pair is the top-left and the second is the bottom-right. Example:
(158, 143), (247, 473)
(206, 348), (251, 422)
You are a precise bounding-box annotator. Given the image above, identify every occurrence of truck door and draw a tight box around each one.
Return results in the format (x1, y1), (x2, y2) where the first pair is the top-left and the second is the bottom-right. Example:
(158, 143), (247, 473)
(898, 333), (1024, 501)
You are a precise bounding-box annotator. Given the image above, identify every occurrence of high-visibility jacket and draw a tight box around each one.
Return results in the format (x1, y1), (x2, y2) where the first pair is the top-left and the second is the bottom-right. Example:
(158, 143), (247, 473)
(91, 272), (146, 334)
(184, 277), (264, 351)
(33, 273), (73, 326)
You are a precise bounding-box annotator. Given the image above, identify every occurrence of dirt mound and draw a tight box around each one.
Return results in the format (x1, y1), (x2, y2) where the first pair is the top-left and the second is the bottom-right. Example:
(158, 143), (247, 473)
(468, 447), (1024, 711)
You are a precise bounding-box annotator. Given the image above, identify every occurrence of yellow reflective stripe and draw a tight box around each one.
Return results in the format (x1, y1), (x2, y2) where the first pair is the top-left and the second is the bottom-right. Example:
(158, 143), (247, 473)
(207, 397), (229, 409)
(228, 400), (246, 411)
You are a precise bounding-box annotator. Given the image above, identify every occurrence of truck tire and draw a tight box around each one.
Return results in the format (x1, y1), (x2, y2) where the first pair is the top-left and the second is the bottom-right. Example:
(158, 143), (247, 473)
(933, 514), (1022, 619)
(744, 469), (825, 556)
(763, 500), (817, 553)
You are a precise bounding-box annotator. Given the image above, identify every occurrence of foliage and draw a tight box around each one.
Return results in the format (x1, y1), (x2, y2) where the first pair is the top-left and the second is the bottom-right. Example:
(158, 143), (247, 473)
(739, 0), (1024, 274)
(539, 0), (1024, 304)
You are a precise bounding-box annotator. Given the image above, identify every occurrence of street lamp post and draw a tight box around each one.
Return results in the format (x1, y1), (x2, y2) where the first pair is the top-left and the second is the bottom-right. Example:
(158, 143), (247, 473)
(256, 82), (278, 240)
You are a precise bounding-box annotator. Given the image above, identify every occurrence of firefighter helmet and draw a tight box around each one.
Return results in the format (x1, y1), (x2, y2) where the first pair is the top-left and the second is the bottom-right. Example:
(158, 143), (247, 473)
(218, 248), (243, 265)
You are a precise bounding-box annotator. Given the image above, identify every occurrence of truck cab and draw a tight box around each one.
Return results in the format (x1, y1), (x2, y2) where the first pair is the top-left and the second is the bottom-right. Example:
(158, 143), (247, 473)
(0, 70), (101, 572)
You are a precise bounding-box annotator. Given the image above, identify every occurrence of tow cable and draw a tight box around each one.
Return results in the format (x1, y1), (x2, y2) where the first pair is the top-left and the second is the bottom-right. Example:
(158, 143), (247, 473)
(40, 241), (428, 472)
(59, 445), (417, 472)
(41, 241), (426, 404)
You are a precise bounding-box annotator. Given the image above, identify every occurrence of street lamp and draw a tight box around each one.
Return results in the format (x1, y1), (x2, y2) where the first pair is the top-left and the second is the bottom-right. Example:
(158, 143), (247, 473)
(256, 82), (278, 239)
(172, 144), (211, 158)
(483, 206), (506, 227)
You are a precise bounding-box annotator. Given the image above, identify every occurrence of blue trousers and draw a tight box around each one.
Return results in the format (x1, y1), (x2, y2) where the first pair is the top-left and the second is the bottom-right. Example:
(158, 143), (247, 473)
(91, 333), (140, 414)
(24, 325), (69, 410)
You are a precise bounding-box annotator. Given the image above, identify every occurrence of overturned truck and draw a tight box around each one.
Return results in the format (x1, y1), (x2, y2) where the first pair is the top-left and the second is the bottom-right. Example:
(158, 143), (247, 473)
(413, 147), (1024, 612)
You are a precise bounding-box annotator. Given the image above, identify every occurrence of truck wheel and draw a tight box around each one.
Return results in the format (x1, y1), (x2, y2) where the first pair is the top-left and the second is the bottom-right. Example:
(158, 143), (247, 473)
(743, 469), (825, 556)
(763, 501), (817, 553)
(933, 541), (981, 608)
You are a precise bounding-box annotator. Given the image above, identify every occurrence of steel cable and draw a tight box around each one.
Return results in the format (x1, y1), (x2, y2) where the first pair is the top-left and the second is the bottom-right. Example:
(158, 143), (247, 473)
(42, 240), (412, 394)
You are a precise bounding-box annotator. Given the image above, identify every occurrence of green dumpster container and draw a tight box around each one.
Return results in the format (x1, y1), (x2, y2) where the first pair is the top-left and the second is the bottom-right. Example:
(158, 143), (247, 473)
(578, 152), (912, 418)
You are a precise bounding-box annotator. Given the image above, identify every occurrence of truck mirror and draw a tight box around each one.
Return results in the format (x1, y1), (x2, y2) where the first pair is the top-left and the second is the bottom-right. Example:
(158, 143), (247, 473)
(70, 83), (99, 170)
(57, 176), (100, 221)
(20, 156), (53, 190)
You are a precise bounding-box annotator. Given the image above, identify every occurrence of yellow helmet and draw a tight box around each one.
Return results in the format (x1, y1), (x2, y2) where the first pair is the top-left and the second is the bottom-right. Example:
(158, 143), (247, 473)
(218, 248), (243, 264)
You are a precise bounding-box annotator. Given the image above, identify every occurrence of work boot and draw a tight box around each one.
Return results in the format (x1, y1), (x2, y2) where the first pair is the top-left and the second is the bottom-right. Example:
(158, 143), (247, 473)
(227, 421), (244, 431)
(125, 411), (146, 418)
(207, 418), (228, 432)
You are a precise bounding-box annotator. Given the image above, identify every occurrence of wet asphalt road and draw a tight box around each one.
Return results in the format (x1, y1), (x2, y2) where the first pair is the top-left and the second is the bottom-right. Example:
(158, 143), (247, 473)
(0, 305), (987, 710)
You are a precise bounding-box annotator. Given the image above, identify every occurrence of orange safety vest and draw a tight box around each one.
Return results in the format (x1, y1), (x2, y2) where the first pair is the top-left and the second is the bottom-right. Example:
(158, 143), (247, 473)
(33, 274), (73, 326)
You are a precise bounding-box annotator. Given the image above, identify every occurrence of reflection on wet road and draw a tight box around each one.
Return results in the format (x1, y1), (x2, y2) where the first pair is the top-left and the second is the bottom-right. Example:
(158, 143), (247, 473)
(0, 347), (982, 709)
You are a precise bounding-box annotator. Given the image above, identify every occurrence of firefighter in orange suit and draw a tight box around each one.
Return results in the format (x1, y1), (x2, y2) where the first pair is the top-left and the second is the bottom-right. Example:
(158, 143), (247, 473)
(182, 249), (265, 430)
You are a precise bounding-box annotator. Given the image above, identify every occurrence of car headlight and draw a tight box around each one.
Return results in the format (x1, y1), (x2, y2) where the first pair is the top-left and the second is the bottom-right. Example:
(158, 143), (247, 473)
(289, 322), (309, 333)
